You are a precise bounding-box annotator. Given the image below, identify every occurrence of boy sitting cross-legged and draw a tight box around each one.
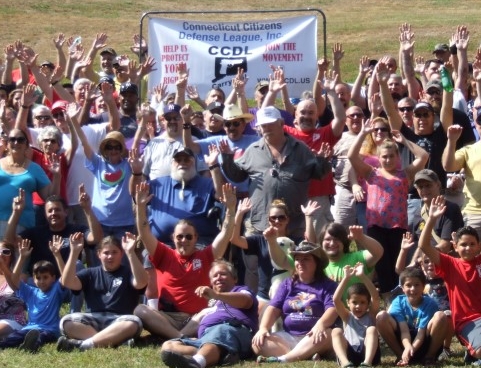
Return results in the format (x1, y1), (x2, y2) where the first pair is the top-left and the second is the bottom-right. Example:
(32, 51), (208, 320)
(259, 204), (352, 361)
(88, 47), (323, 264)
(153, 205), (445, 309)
(376, 266), (448, 366)
(332, 262), (381, 368)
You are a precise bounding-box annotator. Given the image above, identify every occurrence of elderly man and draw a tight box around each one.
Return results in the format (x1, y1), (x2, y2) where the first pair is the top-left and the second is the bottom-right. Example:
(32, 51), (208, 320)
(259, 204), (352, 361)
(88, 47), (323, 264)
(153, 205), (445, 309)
(160, 260), (258, 368)
(221, 106), (331, 240)
(133, 182), (236, 340)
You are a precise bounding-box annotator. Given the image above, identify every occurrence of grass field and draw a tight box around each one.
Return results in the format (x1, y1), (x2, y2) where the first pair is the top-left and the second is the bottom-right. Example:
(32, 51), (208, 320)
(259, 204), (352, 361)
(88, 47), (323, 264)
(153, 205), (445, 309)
(1, 0), (480, 366)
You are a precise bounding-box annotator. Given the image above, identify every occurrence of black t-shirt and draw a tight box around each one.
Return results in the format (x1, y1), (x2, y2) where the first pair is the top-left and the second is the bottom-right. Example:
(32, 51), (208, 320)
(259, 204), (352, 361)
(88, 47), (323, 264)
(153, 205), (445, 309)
(21, 224), (89, 278)
(77, 265), (145, 314)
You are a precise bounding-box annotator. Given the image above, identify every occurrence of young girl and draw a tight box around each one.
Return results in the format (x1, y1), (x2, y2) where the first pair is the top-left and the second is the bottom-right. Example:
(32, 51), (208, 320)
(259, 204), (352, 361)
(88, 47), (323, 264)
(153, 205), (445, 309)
(348, 120), (428, 302)
(332, 263), (381, 367)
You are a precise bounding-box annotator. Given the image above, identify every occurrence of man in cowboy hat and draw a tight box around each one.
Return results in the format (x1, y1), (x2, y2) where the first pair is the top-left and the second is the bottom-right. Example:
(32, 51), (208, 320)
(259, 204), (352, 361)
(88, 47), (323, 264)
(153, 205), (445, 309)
(183, 103), (259, 199)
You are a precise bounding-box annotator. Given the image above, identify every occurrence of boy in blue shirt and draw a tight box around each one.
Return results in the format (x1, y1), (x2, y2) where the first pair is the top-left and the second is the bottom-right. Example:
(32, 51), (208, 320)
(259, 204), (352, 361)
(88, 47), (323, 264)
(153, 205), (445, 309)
(376, 267), (448, 366)
(0, 237), (66, 352)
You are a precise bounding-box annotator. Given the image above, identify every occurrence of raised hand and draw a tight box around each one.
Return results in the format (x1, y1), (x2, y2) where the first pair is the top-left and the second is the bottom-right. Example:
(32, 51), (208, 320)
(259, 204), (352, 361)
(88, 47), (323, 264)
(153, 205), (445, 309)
(414, 56), (425, 74)
(12, 188), (25, 213)
(315, 142), (332, 158)
(128, 148), (143, 174)
(359, 55), (371, 75)
(428, 196), (446, 219)
(332, 42), (344, 61)
(348, 225), (364, 242)
(53, 33), (66, 49)
(301, 200), (320, 216)
(218, 139), (233, 154)
(401, 232), (415, 250)
(262, 225), (278, 240)
(237, 197), (252, 215)
(153, 83), (169, 103)
(122, 232), (137, 254)
(21, 84), (37, 107)
(17, 238), (32, 258)
(46, 153), (61, 175)
(135, 182), (153, 206)
(323, 69), (339, 92)
(220, 183), (237, 211)
(376, 61), (390, 84)
(399, 23), (415, 52)
(203, 143), (220, 167)
(49, 234), (65, 255)
(454, 25), (469, 51)
(69, 232), (84, 253)
(186, 85), (199, 100)
(176, 62), (189, 89)
(66, 102), (81, 120)
(92, 33), (108, 51)
(78, 183), (91, 210)
(446, 124), (463, 142)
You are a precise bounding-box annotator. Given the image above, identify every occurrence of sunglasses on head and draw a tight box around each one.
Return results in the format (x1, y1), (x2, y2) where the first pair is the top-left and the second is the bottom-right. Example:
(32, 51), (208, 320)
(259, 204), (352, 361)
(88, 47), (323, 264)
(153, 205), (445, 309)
(224, 120), (242, 128)
(8, 136), (27, 144)
(0, 248), (11, 256)
(269, 215), (287, 222)
(105, 144), (122, 151)
(175, 234), (194, 241)
(398, 106), (414, 112)
(347, 113), (363, 119)
(414, 112), (431, 119)
(35, 115), (51, 121)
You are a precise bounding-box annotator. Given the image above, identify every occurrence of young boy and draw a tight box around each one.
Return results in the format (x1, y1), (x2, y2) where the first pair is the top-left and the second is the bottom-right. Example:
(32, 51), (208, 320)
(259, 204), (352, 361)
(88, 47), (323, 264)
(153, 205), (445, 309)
(376, 267), (448, 366)
(332, 263), (381, 367)
(419, 195), (481, 364)
(0, 237), (67, 352)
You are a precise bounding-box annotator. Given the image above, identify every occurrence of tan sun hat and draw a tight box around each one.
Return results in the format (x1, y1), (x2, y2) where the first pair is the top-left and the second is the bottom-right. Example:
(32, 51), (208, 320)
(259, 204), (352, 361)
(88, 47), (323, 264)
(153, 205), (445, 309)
(99, 131), (128, 159)
(213, 103), (254, 123)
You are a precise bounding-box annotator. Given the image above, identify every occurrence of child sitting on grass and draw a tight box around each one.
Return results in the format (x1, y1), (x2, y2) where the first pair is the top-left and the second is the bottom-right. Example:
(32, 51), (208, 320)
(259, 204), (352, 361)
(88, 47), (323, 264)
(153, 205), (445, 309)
(419, 195), (481, 365)
(0, 237), (67, 352)
(376, 266), (448, 366)
(332, 263), (381, 368)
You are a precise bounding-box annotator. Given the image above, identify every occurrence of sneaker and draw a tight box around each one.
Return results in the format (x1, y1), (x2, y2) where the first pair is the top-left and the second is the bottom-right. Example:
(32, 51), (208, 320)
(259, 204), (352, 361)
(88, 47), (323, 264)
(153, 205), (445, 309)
(56, 336), (83, 352)
(123, 338), (135, 348)
(220, 352), (239, 366)
(256, 356), (280, 363)
(464, 350), (481, 366)
(438, 347), (453, 361)
(160, 350), (200, 368)
(19, 329), (40, 352)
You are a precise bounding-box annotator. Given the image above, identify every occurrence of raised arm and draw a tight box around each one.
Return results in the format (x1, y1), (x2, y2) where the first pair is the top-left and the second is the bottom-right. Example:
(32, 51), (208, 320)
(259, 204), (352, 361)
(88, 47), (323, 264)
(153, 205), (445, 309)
(395, 232), (415, 275)
(349, 225), (383, 269)
(301, 200), (320, 243)
(392, 130), (429, 182)
(347, 121), (373, 179)
(377, 60), (403, 131)
(399, 23), (421, 99)
(135, 181), (157, 255)
(440, 61), (454, 131)
(212, 183), (237, 259)
(67, 102), (94, 160)
(313, 58), (329, 117)
(4, 238), (32, 291)
(333, 265), (354, 322)
(203, 143), (226, 200)
(78, 183), (103, 244)
(354, 263), (380, 316)
(60, 233), (84, 290)
(454, 25), (469, 99)
(5, 189), (25, 245)
(181, 104), (201, 154)
(261, 68), (285, 108)
(418, 196), (445, 266)
(324, 70), (346, 136)
(122, 232), (148, 289)
(442, 125), (464, 172)
(174, 62), (188, 107)
(264, 226), (294, 273)
(229, 197), (250, 249)
(350, 56), (370, 110)
(331, 42), (344, 83)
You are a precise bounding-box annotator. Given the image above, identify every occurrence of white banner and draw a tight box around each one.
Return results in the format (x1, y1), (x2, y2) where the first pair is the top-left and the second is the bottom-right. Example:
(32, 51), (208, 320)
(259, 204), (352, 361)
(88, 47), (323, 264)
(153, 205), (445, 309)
(148, 15), (318, 100)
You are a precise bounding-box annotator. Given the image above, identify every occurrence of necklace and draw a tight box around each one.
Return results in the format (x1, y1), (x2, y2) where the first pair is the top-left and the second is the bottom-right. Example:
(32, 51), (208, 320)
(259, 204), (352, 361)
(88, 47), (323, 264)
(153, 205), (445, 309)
(8, 157), (26, 168)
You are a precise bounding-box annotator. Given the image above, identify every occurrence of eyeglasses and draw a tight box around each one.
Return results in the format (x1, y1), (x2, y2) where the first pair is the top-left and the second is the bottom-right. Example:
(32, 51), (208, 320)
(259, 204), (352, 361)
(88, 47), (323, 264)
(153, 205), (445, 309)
(42, 139), (58, 144)
(175, 234), (194, 241)
(347, 113), (363, 119)
(8, 136), (27, 144)
(398, 106), (414, 112)
(0, 249), (11, 256)
(35, 115), (52, 121)
(105, 144), (122, 151)
(414, 112), (431, 119)
(269, 215), (287, 222)
(373, 127), (389, 133)
(224, 120), (242, 128)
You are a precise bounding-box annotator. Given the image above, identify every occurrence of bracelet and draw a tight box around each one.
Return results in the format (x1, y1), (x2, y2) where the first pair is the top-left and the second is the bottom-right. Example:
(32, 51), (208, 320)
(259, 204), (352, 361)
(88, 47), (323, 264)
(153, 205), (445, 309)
(209, 163), (220, 170)
(51, 80), (59, 86)
(183, 123), (192, 129)
(132, 172), (143, 176)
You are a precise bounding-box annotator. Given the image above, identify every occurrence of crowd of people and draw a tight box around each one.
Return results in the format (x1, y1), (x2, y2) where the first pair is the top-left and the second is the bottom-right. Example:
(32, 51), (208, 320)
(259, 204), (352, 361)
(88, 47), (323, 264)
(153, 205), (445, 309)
(0, 22), (481, 368)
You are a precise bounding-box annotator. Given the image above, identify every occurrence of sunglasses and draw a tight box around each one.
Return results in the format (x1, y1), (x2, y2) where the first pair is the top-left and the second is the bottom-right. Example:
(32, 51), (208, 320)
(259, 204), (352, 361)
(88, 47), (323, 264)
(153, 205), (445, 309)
(105, 144), (122, 151)
(175, 234), (194, 241)
(224, 121), (242, 128)
(164, 116), (179, 122)
(8, 136), (27, 144)
(426, 89), (441, 96)
(42, 139), (58, 144)
(35, 115), (52, 121)
(398, 106), (414, 112)
(373, 127), (389, 133)
(0, 248), (11, 256)
(414, 112), (431, 119)
(347, 113), (363, 119)
(269, 215), (288, 222)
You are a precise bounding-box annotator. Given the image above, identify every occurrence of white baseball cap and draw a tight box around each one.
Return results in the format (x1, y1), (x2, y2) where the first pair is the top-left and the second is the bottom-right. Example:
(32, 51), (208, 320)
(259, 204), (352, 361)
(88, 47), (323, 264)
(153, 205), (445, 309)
(255, 106), (282, 126)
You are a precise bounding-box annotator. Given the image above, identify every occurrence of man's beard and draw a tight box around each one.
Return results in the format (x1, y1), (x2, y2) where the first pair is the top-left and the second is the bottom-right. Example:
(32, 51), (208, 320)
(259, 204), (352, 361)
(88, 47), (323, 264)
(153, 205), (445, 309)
(171, 166), (197, 182)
